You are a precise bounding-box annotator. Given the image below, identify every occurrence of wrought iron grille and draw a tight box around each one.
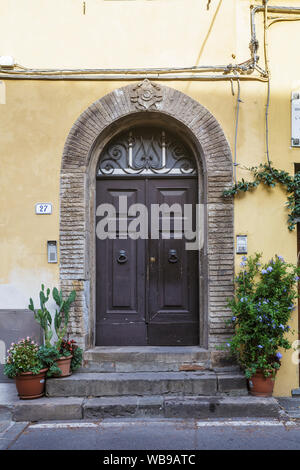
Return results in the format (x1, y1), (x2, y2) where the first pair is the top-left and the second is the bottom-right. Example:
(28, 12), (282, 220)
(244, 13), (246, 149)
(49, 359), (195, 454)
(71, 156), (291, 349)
(97, 128), (196, 177)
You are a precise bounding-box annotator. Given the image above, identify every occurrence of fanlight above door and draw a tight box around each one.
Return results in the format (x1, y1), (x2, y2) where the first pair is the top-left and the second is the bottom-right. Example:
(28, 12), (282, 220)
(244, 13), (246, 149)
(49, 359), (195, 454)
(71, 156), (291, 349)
(97, 127), (197, 177)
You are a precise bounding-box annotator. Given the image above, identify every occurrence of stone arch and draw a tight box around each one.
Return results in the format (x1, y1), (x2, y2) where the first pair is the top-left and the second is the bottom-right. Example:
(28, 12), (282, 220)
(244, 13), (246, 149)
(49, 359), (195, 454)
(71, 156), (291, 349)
(60, 80), (234, 351)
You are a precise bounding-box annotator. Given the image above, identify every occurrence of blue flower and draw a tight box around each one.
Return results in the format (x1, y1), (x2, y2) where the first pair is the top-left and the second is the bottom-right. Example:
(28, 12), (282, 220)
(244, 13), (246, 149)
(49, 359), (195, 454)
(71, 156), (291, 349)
(279, 324), (285, 330)
(276, 352), (282, 359)
(231, 316), (236, 322)
(240, 297), (247, 303)
(261, 269), (267, 274)
(257, 345), (263, 349)
(267, 266), (273, 272)
(288, 305), (295, 311)
(257, 316), (262, 322)
(278, 256), (284, 262)
(226, 343), (231, 347)
(286, 325), (291, 330)
(242, 256), (247, 261)
(240, 261), (246, 267)
(294, 276), (299, 282)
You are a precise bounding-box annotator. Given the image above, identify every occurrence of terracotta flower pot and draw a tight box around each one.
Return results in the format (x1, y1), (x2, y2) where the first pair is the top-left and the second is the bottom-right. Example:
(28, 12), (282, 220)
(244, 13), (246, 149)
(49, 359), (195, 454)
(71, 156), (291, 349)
(54, 355), (73, 377)
(15, 368), (48, 400)
(248, 371), (276, 397)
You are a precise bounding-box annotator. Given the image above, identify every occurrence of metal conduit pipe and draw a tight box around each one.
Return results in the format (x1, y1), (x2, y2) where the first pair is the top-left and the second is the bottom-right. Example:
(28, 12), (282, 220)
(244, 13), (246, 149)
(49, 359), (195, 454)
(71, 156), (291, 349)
(0, 73), (268, 82)
(250, 4), (300, 69)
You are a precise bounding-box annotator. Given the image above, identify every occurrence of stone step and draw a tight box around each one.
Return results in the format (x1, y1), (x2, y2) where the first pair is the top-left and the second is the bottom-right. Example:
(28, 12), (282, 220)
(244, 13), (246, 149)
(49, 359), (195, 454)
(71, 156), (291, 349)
(11, 395), (280, 421)
(46, 371), (247, 398)
(83, 347), (211, 373)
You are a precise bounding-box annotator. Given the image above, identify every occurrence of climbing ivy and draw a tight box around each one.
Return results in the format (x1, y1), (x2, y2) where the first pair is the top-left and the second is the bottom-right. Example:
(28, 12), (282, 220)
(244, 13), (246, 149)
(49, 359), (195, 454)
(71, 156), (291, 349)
(223, 163), (300, 231)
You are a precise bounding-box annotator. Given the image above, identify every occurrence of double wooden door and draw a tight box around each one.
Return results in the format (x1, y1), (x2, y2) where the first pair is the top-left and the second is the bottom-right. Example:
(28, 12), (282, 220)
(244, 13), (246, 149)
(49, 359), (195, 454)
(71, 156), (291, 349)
(96, 177), (199, 346)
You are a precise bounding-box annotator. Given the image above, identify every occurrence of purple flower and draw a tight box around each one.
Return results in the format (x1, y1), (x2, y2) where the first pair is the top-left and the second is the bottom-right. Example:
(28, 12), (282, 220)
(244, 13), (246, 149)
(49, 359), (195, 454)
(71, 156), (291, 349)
(279, 324), (285, 330)
(231, 316), (236, 322)
(242, 256), (247, 261)
(261, 269), (267, 274)
(267, 266), (273, 272)
(257, 345), (263, 349)
(226, 343), (231, 347)
(294, 276), (299, 282)
(278, 256), (284, 262)
(240, 261), (246, 267)
(276, 352), (282, 359)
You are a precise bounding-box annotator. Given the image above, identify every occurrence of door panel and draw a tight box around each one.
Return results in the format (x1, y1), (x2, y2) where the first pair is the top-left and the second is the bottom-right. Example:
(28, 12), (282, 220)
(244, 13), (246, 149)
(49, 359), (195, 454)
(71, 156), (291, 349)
(147, 179), (199, 345)
(96, 179), (147, 345)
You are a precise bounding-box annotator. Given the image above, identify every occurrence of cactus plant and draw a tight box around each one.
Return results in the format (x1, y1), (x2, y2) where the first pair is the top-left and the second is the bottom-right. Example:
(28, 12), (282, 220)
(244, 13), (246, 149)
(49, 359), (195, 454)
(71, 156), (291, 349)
(52, 288), (76, 351)
(28, 284), (53, 348)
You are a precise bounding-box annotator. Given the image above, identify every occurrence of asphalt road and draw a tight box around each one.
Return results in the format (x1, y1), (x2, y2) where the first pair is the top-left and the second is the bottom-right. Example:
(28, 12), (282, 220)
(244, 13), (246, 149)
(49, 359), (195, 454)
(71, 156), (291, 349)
(3, 418), (300, 451)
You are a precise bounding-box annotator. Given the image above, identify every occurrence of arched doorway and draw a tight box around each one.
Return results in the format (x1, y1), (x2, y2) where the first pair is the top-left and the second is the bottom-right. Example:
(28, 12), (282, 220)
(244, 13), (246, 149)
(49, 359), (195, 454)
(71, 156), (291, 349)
(96, 126), (199, 346)
(60, 80), (234, 352)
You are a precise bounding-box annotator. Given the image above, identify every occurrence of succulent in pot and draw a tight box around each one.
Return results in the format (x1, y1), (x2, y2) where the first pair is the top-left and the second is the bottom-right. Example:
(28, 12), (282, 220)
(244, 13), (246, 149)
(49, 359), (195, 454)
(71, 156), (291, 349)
(4, 338), (48, 399)
(222, 253), (300, 397)
(52, 288), (77, 377)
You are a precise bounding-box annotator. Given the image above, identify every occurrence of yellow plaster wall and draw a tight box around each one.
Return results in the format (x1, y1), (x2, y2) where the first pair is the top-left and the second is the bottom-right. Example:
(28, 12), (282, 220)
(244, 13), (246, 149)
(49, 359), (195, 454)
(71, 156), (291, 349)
(1, 0), (300, 395)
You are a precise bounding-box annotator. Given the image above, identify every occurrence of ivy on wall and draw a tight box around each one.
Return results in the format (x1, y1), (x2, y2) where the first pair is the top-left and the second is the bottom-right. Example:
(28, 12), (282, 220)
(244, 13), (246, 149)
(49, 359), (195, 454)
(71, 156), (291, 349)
(223, 163), (300, 231)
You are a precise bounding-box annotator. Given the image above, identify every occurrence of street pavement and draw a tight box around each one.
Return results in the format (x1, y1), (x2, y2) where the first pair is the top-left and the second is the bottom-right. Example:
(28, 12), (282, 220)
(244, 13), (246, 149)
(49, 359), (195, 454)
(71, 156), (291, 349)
(1, 417), (300, 450)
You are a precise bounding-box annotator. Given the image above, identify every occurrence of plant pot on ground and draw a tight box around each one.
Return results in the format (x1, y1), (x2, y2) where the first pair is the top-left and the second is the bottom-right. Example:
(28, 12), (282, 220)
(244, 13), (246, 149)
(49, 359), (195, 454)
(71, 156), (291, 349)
(4, 338), (48, 399)
(221, 253), (300, 397)
(248, 371), (276, 397)
(54, 338), (83, 377)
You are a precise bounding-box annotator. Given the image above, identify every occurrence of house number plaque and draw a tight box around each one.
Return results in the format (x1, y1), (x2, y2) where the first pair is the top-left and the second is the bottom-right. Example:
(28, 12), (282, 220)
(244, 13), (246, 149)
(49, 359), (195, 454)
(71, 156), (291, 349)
(35, 203), (52, 214)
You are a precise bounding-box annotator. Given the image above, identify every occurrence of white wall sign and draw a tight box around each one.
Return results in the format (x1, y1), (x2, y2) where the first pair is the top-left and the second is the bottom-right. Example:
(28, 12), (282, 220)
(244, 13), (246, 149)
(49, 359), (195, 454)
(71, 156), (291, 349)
(35, 203), (52, 214)
(292, 92), (300, 147)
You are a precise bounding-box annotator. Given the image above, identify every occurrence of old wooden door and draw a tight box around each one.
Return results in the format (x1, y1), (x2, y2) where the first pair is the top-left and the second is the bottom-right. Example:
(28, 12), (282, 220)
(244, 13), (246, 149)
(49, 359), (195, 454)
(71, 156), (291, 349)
(96, 127), (199, 346)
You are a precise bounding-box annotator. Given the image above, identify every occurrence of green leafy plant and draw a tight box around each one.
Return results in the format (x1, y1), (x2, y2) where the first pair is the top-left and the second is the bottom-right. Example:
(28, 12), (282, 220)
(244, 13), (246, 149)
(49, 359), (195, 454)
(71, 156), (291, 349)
(28, 284), (53, 348)
(58, 338), (83, 372)
(4, 338), (43, 378)
(223, 253), (300, 378)
(223, 163), (300, 231)
(52, 288), (76, 351)
(37, 345), (62, 377)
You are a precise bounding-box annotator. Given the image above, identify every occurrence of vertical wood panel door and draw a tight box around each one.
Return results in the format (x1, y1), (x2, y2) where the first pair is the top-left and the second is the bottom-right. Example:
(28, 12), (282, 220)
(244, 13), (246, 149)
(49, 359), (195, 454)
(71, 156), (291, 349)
(96, 180), (147, 345)
(96, 177), (199, 346)
(96, 126), (199, 346)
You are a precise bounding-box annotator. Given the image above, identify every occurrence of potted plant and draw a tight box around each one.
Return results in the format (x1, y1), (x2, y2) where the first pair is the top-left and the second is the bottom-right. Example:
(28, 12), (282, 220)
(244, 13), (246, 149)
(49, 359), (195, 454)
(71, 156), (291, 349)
(224, 253), (300, 397)
(4, 338), (48, 399)
(52, 287), (77, 377)
(29, 284), (78, 377)
(58, 338), (83, 374)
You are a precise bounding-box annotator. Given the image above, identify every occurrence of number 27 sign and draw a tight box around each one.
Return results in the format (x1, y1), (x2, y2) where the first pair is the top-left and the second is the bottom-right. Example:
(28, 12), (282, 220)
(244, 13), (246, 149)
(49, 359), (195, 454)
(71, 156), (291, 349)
(35, 203), (52, 215)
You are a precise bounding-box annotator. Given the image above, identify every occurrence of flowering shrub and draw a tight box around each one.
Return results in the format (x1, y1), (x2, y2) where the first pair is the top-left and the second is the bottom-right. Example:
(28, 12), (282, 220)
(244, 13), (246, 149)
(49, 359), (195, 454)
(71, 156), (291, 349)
(59, 338), (83, 372)
(4, 338), (43, 378)
(225, 253), (300, 378)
